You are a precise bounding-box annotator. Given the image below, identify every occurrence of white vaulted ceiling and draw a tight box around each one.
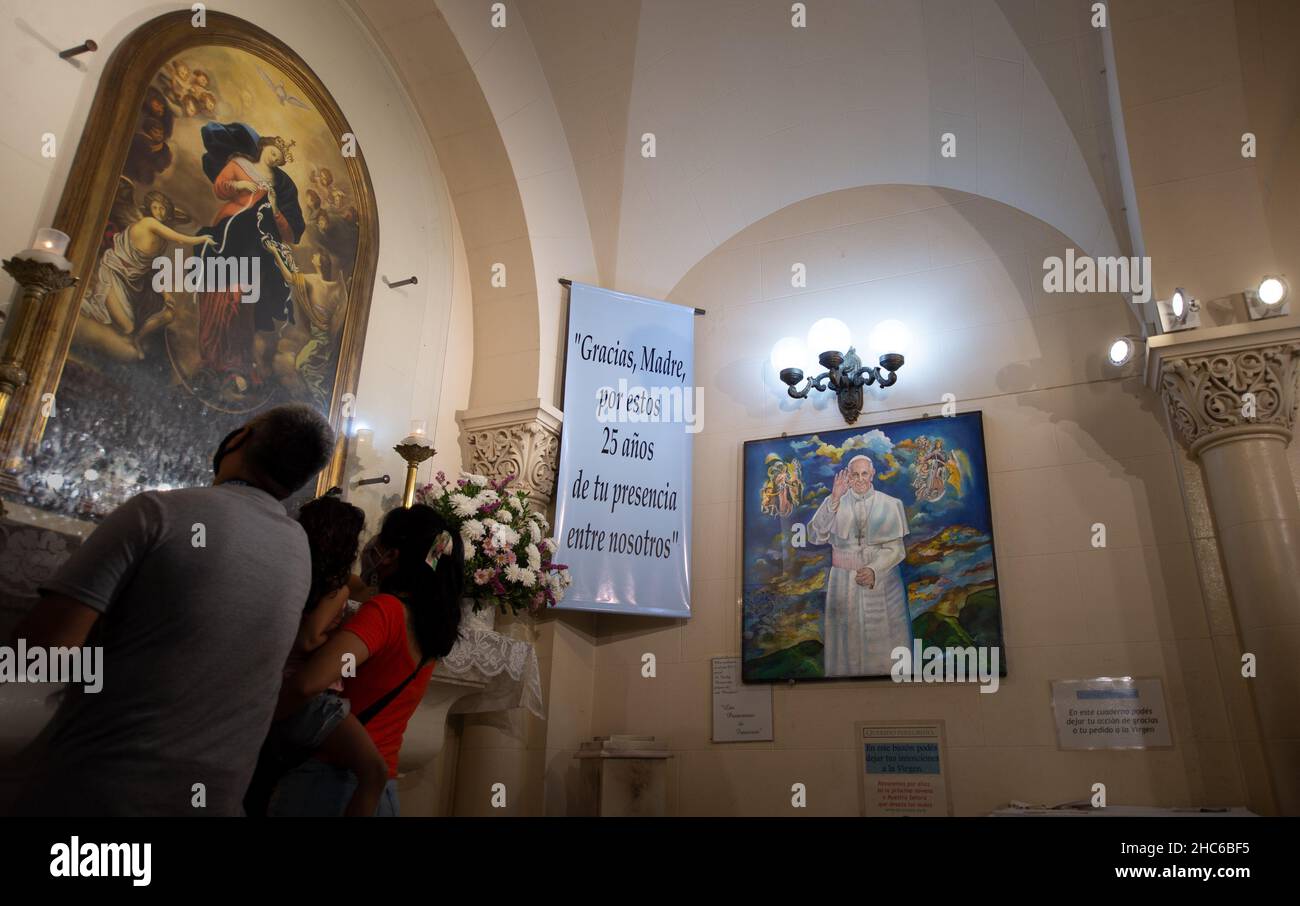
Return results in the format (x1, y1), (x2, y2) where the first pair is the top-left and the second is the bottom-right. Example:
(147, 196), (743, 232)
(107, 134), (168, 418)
(351, 0), (1130, 397)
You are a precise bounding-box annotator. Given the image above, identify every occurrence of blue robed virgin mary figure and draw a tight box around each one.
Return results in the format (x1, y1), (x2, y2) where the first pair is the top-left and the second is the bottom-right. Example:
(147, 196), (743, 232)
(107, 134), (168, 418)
(194, 121), (305, 390)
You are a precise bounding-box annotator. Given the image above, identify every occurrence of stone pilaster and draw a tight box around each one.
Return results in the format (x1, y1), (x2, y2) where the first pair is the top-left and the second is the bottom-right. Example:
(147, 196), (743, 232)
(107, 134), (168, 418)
(455, 399), (563, 509)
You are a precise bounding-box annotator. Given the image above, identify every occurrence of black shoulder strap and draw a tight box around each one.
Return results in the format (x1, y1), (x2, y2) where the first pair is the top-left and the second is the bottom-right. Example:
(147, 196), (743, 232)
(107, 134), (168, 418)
(356, 660), (427, 726)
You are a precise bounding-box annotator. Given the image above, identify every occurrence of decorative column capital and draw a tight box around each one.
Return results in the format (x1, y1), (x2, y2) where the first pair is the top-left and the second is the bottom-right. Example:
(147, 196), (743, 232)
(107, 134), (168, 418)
(455, 399), (563, 507)
(1145, 323), (1300, 457)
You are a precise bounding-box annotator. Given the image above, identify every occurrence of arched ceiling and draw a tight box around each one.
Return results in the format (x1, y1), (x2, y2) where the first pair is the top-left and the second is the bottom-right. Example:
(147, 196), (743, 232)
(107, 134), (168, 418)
(352, 0), (1134, 401)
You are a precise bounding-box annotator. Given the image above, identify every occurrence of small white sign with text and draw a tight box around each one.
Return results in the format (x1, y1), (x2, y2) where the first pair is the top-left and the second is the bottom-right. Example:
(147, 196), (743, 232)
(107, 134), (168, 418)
(711, 657), (773, 743)
(1051, 677), (1172, 749)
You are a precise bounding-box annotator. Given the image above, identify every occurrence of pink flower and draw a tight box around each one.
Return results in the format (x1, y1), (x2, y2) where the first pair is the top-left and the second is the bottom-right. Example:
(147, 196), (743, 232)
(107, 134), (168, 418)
(473, 568), (494, 586)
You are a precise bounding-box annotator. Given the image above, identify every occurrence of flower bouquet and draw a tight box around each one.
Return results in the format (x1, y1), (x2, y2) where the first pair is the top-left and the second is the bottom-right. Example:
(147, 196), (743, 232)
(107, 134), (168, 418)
(415, 472), (572, 614)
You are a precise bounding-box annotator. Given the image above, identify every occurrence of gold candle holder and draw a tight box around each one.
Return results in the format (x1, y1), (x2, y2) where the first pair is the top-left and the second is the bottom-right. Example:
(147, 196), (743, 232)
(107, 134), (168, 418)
(0, 256), (77, 428)
(394, 420), (435, 508)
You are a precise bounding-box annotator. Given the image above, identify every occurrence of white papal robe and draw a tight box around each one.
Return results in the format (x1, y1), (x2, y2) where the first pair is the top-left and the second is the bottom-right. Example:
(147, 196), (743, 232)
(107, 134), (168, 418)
(808, 487), (911, 676)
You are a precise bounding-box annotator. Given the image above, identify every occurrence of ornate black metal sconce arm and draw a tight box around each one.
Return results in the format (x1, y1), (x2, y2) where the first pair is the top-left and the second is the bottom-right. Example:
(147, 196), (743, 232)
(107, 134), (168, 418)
(778, 347), (904, 424)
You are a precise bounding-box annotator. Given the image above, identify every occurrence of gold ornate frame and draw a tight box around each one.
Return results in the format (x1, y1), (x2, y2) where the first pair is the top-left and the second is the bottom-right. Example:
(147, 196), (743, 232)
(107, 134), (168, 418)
(0, 10), (378, 498)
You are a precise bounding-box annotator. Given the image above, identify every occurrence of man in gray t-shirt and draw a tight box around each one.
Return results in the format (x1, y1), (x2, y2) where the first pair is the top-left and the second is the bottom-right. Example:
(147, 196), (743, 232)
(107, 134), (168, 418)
(9, 404), (334, 816)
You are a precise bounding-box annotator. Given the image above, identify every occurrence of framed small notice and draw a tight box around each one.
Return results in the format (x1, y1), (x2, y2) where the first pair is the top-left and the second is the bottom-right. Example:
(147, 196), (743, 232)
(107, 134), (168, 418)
(711, 657), (773, 742)
(1051, 677), (1172, 750)
(855, 721), (951, 816)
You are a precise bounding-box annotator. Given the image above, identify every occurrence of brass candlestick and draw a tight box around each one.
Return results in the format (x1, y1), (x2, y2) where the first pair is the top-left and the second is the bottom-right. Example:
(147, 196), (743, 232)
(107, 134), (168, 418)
(0, 256), (78, 428)
(394, 426), (435, 508)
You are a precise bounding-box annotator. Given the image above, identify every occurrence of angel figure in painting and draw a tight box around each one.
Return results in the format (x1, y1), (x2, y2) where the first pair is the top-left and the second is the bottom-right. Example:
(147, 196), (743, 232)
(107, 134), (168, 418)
(266, 243), (347, 408)
(78, 181), (215, 361)
(194, 121), (305, 398)
(760, 453), (803, 518)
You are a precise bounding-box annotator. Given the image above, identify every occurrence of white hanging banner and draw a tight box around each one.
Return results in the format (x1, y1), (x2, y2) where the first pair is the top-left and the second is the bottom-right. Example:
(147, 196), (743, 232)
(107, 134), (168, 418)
(554, 282), (695, 618)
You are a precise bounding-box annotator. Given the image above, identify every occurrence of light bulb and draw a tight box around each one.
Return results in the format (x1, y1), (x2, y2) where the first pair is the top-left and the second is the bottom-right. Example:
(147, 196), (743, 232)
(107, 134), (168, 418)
(1107, 337), (1135, 366)
(1170, 289), (1186, 319)
(868, 319), (911, 357)
(1258, 276), (1287, 306)
(806, 318), (851, 355)
(770, 336), (808, 373)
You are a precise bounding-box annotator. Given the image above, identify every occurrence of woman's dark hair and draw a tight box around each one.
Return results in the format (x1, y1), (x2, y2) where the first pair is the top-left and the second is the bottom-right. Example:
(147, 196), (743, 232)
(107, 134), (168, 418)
(376, 504), (464, 661)
(297, 495), (365, 613)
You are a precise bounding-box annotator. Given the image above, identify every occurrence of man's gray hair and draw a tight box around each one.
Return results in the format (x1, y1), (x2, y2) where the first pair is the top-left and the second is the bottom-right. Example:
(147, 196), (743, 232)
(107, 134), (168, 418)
(242, 404), (335, 498)
(847, 454), (874, 472)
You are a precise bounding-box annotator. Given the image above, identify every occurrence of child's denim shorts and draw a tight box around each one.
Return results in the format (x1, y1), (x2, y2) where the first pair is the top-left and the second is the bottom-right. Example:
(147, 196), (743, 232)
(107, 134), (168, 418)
(279, 691), (350, 750)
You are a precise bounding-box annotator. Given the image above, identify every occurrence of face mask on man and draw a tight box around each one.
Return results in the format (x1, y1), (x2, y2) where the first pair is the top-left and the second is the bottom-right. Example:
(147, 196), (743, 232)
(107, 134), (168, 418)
(212, 427), (251, 477)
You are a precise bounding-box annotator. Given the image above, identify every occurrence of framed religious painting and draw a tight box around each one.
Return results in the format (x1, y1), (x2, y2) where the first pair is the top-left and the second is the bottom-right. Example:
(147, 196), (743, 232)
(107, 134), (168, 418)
(740, 412), (1005, 683)
(1, 10), (377, 519)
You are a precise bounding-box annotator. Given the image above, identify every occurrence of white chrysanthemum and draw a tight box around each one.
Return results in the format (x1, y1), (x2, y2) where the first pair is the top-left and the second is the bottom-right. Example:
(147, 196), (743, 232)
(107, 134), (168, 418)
(464, 541), (476, 561)
(531, 515), (550, 534)
(461, 473), (489, 486)
(526, 543), (541, 571)
(496, 508), (513, 523)
(505, 563), (535, 587)
(460, 518), (486, 541)
(450, 493), (477, 518)
(493, 524), (521, 548)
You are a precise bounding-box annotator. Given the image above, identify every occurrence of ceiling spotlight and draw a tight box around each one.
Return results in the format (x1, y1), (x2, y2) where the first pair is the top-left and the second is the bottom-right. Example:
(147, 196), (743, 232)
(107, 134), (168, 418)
(1245, 275), (1290, 320)
(1106, 335), (1138, 367)
(1158, 287), (1199, 332)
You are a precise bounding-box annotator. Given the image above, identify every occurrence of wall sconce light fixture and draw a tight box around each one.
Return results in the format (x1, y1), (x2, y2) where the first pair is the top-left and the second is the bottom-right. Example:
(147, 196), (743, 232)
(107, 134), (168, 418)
(772, 318), (907, 424)
(0, 229), (77, 427)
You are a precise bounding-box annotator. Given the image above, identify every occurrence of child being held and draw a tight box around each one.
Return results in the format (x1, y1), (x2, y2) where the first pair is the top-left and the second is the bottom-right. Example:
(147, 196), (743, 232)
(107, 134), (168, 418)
(245, 492), (390, 817)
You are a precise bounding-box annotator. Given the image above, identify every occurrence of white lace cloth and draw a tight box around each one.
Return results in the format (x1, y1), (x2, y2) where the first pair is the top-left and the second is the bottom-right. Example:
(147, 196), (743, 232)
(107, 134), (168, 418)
(434, 606), (544, 720)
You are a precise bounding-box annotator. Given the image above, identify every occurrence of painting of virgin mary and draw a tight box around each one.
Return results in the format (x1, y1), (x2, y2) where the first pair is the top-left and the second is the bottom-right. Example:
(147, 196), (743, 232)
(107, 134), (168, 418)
(193, 121), (305, 398)
(16, 16), (377, 518)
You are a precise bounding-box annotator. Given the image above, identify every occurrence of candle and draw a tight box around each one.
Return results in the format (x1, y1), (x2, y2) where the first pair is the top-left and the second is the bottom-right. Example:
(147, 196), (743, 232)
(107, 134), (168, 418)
(33, 229), (70, 256)
(355, 428), (374, 448)
(409, 419), (427, 437)
(16, 227), (73, 271)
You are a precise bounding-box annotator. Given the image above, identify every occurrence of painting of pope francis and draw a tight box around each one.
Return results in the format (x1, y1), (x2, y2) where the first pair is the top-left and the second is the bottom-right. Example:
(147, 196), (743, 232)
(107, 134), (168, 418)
(741, 412), (1004, 682)
(807, 453), (911, 676)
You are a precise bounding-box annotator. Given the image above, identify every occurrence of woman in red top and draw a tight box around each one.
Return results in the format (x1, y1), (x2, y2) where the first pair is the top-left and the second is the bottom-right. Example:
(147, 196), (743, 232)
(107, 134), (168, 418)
(270, 504), (464, 816)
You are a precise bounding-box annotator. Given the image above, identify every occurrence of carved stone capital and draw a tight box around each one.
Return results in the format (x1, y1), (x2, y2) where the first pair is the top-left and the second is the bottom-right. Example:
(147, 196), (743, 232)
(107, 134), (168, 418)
(456, 400), (563, 507)
(1155, 339), (1300, 457)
